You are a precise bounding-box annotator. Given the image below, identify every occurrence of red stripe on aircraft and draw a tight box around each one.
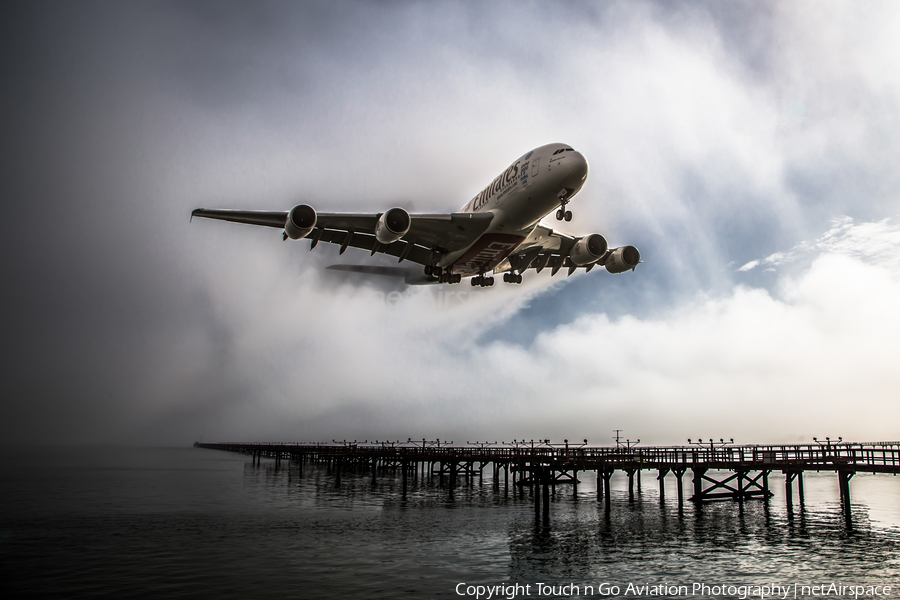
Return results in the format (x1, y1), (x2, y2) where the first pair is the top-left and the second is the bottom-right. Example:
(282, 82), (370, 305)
(452, 233), (525, 276)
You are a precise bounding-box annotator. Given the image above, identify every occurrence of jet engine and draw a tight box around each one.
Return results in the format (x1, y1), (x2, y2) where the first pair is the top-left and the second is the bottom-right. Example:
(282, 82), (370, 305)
(604, 246), (641, 273)
(374, 207), (411, 244)
(569, 234), (608, 266)
(284, 204), (317, 240)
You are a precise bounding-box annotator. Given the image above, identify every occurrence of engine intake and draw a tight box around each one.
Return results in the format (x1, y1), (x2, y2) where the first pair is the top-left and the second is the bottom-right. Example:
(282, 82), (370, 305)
(374, 207), (411, 244)
(284, 204), (317, 240)
(604, 246), (641, 273)
(569, 233), (608, 266)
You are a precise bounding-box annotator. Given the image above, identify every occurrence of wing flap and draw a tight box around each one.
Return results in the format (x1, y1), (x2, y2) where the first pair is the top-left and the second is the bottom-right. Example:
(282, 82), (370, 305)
(314, 229), (436, 266)
(312, 212), (492, 251)
(497, 228), (591, 275)
(407, 213), (494, 251)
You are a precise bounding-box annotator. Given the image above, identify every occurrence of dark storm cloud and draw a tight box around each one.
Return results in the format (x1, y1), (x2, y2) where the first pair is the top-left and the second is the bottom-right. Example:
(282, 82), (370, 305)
(2, 1), (899, 446)
(0, 2), (248, 443)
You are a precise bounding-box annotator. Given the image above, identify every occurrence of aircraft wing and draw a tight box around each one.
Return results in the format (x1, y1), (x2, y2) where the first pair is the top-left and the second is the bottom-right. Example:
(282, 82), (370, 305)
(191, 208), (495, 267)
(499, 225), (578, 276)
(496, 224), (641, 276)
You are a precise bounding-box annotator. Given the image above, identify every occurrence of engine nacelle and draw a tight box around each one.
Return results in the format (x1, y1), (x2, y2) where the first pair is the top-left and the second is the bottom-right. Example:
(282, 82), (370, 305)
(374, 207), (411, 244)
(569, 234), (608, 266)
(604, 246), (641, 273)
(284, 204), (317, 240)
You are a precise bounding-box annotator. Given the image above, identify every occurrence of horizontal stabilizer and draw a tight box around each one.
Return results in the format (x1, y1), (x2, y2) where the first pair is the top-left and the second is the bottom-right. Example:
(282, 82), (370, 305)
(326, 265), (408, 278)
(326, 264), (437, 285)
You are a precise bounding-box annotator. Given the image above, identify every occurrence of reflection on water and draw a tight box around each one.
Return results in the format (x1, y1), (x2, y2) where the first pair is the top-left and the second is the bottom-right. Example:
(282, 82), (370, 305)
(1, 447), (899, 599)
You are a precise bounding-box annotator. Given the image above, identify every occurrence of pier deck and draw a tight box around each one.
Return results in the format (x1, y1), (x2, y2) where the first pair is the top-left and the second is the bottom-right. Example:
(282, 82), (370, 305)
(194, 440), (900, 521)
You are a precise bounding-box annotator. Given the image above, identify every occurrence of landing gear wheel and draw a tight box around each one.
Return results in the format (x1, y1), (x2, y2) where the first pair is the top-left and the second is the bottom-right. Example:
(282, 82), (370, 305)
(487, 277), (494, 286)
(424, 265), (433, 276)
(556, 209), (564, 221)
(516, 274), (523, 284)
(471, 277), (478, 287)
(564, 210), (572, 222)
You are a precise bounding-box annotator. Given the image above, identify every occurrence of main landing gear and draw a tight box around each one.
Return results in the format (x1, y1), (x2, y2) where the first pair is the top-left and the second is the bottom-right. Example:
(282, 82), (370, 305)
(503, 272), (523, 284)
(471, 275), (494, 287)
(556, 190), (573, 221)
(426, 265), (461, 283)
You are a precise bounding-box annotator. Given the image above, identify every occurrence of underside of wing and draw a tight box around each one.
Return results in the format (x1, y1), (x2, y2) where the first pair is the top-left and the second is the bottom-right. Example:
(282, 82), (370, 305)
(191, 208), (288, 228)
(406, 213), (494, 252)
(497, 225), (641, 277)
(191, 206), (494, 267)
(495, 225), (575, 275)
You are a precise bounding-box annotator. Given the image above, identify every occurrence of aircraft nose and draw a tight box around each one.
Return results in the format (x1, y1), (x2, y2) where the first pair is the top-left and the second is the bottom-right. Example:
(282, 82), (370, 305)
(573, 151), (588, 179)
(566, 151), (589, 185)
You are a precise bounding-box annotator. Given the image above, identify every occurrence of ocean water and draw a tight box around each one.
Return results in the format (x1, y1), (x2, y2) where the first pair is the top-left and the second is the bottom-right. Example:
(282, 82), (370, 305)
(2, 446), (899, 599)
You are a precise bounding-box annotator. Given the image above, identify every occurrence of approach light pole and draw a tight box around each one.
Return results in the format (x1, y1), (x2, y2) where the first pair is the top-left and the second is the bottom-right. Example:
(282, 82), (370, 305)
(544, 438), (588, 461)
(813, 436), (843, 458)
(373, 440), (401, 449)
(407, 438), (450, 449)
(467, 441), (498, 448)
(332, 439), (360, 449)
(614, 431), (640, 449)
(688, 438), (734, 459)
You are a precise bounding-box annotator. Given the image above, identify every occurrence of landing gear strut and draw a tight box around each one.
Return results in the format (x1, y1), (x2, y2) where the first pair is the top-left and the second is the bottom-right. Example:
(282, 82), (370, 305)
(427, 265), (462, 284)
(556, 205), (572, 222)
(556, 191), (573, 221)
(439, 271), (461, 284)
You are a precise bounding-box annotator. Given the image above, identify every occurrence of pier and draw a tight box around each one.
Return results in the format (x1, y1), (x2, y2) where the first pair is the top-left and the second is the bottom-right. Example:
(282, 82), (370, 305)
(194, 440), (900, 522)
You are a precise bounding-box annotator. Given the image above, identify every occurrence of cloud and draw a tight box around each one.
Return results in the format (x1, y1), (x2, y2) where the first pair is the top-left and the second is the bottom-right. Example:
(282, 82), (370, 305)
(3, 2), (900, 446)
(738, 216), (900, 273)
(172, 217), (900, 447)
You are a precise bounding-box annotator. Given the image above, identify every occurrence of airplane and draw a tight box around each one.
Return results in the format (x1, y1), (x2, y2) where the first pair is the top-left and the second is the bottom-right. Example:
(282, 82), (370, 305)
(191, 143), (640, 286)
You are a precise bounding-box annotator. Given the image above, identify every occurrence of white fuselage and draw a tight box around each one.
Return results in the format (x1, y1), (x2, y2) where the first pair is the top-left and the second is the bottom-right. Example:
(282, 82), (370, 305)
(442, 143), (589, 276)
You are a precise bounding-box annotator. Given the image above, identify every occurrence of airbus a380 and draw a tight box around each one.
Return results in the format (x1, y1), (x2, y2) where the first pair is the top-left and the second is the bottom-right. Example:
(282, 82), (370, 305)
(191, 143), (640, 286)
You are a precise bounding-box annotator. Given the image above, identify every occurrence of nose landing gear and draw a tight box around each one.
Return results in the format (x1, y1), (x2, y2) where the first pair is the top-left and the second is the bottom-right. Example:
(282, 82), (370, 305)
(556, 188), (574, 221)
(556, 201), (573, 222)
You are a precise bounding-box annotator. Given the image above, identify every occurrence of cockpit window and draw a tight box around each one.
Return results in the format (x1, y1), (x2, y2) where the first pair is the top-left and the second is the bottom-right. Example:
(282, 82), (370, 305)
(565, 148), (574, 151)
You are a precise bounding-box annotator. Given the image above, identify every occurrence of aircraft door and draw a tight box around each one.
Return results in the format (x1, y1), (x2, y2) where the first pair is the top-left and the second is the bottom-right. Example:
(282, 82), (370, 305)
(531, 157), (541, 177)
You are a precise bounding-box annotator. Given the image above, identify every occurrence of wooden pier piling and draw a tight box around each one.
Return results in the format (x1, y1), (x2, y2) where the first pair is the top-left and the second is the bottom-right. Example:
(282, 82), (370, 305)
(658, 468), (668, 500)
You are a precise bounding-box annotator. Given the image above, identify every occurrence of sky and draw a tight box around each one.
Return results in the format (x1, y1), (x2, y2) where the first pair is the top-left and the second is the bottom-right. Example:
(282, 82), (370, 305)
(2, 0), (900, 447)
